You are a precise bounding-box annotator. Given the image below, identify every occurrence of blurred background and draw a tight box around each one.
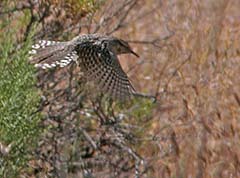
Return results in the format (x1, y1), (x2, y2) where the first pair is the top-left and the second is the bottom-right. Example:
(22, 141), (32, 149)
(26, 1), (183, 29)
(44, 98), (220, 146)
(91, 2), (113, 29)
(0, 0), (240, 177)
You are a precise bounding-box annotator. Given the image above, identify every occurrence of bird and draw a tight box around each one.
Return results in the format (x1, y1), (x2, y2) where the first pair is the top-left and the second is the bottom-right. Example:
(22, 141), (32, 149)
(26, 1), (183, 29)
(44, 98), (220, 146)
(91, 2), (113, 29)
(29, 34), (140, 100)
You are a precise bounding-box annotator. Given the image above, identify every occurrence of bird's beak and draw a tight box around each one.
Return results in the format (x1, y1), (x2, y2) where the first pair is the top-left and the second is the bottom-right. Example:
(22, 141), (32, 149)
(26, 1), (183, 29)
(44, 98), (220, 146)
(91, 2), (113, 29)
(130, 49), (139, 58)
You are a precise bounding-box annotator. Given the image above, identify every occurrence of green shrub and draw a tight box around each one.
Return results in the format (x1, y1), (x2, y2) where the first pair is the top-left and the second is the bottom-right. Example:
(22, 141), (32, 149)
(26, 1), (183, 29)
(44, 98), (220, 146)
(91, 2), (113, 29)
(0, 22), (41, 177)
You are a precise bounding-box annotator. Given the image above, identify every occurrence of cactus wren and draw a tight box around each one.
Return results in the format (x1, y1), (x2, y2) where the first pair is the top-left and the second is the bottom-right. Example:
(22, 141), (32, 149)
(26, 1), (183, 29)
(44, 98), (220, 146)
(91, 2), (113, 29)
(29, 34), (140, 100)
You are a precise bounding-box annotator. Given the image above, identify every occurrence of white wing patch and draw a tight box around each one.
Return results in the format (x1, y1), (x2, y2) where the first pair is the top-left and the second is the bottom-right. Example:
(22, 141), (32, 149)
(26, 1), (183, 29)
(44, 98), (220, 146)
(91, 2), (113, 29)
(34, 51), (78, 69)
(33, 40), (59, 48)
(29, 40), (60, 55)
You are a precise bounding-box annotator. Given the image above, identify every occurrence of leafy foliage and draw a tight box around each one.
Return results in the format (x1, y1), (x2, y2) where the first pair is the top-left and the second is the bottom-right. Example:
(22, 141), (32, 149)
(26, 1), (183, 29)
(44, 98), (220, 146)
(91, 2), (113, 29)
(0, 19), (41, 177)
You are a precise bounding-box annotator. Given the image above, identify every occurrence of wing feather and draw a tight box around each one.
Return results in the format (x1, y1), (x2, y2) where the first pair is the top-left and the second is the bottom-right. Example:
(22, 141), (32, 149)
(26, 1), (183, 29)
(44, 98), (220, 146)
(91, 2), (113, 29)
(78, 44), (135, 100)
(29, 40), (77, 69)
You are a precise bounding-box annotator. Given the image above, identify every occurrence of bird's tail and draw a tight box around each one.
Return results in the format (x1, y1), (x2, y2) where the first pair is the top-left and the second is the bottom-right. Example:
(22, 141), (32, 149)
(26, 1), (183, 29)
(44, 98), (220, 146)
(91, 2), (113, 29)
(29, 40), (78, 69)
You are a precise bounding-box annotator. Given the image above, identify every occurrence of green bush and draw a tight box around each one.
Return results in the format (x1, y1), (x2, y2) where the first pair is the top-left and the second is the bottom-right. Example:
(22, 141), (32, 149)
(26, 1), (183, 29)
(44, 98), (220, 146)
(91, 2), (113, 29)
(0, 23), (41, 177)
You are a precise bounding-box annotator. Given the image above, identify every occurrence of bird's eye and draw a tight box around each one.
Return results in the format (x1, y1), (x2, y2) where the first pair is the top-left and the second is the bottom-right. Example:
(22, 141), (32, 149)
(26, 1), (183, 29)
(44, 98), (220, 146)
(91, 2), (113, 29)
(117, 46), (122, 52)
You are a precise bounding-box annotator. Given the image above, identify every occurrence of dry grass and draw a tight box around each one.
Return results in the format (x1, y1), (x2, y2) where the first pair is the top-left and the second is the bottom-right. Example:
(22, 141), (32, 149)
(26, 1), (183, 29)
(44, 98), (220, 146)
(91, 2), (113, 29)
(1, 0), (240, 177)
(118, 0), (240, 177)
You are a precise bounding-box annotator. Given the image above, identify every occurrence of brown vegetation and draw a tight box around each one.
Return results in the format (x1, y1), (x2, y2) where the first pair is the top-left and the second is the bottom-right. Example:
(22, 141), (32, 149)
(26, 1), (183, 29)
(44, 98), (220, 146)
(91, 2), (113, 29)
(1, 0), (240, 177)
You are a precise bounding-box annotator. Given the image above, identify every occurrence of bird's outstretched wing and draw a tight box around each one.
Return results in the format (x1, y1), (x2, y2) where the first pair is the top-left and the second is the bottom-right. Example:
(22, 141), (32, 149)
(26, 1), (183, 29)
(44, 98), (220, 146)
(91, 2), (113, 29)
(29, 40), (78, 69)
(77, 44), (136, 100)
(29, 38), (136, 100)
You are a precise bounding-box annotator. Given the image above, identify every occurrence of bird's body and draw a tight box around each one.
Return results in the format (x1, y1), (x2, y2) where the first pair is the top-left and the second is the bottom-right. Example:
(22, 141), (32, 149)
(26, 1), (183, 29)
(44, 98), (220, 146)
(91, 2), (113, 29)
(29, 34), (139, 100)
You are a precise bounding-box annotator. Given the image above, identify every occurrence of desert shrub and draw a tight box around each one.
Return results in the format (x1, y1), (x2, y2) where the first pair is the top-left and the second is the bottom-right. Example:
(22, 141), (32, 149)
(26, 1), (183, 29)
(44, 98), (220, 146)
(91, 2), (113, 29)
(0, 19), (41, 177)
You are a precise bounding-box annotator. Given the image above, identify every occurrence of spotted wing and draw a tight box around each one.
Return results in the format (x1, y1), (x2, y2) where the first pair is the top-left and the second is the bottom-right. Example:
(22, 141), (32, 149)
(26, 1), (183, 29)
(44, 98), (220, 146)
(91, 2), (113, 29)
(29, 40), (78, 69)
(78, 45), (135, 100)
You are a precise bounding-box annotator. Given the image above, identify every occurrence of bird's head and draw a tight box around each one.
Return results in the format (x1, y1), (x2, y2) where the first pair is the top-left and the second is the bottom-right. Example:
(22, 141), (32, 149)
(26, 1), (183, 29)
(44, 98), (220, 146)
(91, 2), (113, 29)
(108, 37), (139, 57)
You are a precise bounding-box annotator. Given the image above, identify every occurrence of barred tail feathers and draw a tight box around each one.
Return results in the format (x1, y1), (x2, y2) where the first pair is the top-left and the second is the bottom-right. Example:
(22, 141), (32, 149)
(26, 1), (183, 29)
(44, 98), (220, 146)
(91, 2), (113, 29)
(29, 40), (78, 69)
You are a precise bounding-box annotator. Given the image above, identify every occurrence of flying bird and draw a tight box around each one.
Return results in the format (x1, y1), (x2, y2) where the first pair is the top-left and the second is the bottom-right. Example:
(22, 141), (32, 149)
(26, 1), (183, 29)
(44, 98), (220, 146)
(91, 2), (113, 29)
(29, 34), (140, 100)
